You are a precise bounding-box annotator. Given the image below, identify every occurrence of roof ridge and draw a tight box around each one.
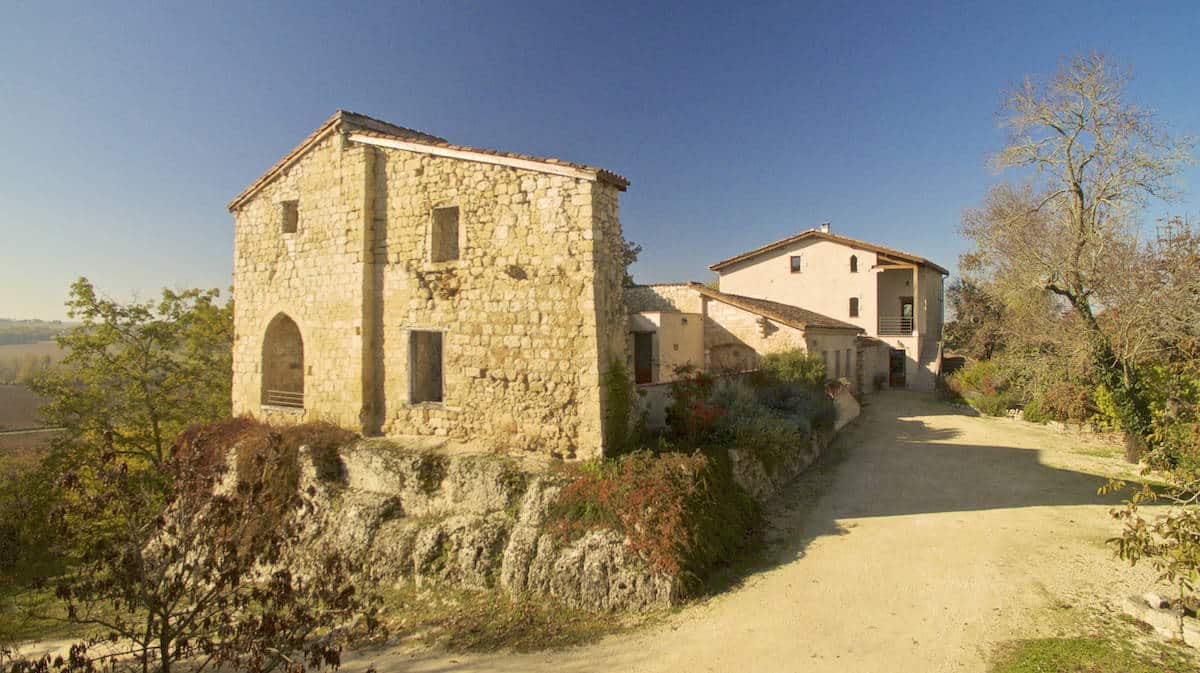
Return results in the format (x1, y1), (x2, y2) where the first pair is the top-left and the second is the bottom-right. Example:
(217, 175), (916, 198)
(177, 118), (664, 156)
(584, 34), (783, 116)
(708, 228), (948, 275)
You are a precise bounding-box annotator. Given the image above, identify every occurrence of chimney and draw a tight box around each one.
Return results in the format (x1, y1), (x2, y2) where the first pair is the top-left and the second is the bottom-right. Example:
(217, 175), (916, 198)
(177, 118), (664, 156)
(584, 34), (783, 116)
(819, 222), (831, 233)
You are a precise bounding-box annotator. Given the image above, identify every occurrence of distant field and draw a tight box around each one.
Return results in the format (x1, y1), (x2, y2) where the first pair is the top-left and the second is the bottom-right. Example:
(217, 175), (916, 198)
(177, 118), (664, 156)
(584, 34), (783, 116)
(0, 431), (58, 473)
(0, 384), (50, 430)
(0, 340), (63, 360)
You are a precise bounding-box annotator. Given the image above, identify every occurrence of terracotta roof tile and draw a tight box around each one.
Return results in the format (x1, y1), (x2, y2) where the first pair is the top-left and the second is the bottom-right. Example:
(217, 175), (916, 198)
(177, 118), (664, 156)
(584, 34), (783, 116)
(708, 229), (949, 275)
(228, 110), (628, 211)
(687, 283), (863, 333)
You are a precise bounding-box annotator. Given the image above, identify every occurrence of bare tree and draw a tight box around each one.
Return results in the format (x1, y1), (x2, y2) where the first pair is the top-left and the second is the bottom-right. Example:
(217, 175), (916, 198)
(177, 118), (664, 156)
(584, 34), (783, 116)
(963, 54), (1194, 458)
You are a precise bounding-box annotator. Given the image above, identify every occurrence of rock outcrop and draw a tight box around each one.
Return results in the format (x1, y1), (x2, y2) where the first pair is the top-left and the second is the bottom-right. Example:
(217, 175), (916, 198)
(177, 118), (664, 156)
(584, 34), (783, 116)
(292, 438), (673, 612)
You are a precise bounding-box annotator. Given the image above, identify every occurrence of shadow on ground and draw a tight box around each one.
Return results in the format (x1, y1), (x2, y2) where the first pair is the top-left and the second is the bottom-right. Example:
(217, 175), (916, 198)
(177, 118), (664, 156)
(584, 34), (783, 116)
(344, 390), (1138, 673)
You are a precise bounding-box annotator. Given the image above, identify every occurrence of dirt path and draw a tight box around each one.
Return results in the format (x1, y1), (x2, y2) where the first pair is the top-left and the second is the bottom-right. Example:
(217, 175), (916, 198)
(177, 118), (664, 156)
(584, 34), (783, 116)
(348, 391), (1161, 672)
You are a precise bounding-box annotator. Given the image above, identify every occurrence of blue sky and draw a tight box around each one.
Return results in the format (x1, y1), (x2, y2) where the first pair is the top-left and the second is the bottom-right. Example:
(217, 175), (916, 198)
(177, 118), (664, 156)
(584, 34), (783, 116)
(2, 1), (1198, 319)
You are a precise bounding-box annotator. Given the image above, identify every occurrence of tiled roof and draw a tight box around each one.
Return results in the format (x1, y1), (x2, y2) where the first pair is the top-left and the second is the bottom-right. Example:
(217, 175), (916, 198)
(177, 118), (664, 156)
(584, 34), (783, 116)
(687, 283), (863, 333)
(228, 110), (628, 211)
(708, 228), (949, 275)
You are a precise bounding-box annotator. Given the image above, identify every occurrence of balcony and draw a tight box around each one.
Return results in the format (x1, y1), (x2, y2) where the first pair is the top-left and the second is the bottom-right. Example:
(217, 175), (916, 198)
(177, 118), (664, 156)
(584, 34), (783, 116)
(878, 316), (914, 336)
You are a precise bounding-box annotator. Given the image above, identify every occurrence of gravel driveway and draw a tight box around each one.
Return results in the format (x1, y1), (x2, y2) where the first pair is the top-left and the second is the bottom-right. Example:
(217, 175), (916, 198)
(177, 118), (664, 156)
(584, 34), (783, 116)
(347, 391), (1160, 673)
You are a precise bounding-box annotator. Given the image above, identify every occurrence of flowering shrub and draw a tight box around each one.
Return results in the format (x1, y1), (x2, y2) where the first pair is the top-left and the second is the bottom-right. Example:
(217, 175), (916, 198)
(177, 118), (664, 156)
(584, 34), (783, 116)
(546, 449), (758, 589)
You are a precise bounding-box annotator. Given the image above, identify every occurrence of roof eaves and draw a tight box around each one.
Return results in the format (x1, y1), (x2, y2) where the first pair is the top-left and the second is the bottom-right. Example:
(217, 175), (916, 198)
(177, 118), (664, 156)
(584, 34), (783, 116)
(708, 229), (949, 275)
(228, 111), (630, 212)
(685, 282), (862, 333)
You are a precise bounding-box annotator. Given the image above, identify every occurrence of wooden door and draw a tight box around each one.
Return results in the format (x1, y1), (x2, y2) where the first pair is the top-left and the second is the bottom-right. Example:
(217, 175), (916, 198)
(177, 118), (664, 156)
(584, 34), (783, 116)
(889, 348), (906, 388)
(634, 332), (653, 384)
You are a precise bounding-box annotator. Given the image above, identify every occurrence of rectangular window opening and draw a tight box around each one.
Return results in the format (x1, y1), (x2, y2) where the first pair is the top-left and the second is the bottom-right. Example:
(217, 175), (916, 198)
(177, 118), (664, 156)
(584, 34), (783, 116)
(281, 201), (298, 234)
(430, 206), (460, 262)
(410, 330), (444, 403)
(790, 255), (803, 273)
(849, 297), (860, 317)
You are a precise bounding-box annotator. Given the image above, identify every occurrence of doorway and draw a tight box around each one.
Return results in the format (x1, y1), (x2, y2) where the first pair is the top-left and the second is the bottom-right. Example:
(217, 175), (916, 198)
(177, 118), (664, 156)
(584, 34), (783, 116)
(633, 332), (654, 384)
(899, 297), (914, 333)
(889, 348), (906, 388)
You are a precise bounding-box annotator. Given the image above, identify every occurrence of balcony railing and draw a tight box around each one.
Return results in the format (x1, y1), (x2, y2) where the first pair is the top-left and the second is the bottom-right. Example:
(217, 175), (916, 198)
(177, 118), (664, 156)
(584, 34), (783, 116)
(264, 389), (304, 409)
(878, 316), (914, 335)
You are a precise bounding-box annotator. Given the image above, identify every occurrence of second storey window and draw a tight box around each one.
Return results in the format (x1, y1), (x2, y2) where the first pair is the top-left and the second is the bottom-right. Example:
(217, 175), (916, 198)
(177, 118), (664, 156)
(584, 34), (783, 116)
(790, 255), (803, 273)
(850, 255), (858, 273)
(281, 200), (298, 234)
(430, 206), (460, 262)
(849, 297), (860, 317)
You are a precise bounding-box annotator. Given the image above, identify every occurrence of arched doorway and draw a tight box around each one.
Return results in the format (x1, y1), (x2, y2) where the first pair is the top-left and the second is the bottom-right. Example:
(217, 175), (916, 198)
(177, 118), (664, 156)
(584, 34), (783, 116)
(261, 313), (304, 408)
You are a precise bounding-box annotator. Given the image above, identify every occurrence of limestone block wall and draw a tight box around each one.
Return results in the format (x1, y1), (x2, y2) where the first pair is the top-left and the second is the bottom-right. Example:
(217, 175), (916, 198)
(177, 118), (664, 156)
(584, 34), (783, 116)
(624, 284), (704, 314)
(366, 144), (624, 459)
(231, 134), (371, 429)
(702, 298), (808, 372)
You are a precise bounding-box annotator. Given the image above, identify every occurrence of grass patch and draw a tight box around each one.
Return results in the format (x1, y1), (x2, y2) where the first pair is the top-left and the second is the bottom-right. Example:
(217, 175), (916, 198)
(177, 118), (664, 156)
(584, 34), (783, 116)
(1067, 443), (1123, 460)
(989, 636), (1195, 673)
(380, 585), (633, 652)
(0, 587), (86, 645)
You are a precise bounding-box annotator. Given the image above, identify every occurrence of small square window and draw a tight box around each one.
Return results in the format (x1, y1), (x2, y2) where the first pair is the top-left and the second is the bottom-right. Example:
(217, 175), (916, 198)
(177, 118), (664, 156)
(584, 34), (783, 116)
(430, 206), (460, 262)
(410, 330), (444, 403)
(790, 255), (803, 273)
(281, 201), (298, 234)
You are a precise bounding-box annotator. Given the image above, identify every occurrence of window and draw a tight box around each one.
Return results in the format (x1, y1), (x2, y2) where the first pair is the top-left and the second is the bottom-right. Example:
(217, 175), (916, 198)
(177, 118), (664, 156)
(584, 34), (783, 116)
(849, 297), (860, 317)
(849, 255), (858, 273)
(835, 350), (841, 378)
(845, 349), (853, 378)
(410, 330), (444, 403)
(430, 206), (460, 262)
(790, 255), (803, 273)
(280, 201), (298, 234)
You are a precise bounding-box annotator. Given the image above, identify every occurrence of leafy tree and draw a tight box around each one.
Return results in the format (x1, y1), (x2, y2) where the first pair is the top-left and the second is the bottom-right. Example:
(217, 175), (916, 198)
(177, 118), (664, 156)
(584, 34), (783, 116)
(943, 277), (1005, 360)
(8, 420), (379, 673)
(31, 278), (233, 466)
(620, 239), (642, 287)
(962, 54), (1194, 459)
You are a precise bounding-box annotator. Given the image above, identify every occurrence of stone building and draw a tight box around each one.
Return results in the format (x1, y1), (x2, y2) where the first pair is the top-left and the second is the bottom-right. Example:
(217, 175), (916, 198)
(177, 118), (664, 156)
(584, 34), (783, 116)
(625, 282), (863, 385)
(709, 224), (948, 391)
(228, 111), (629, 459)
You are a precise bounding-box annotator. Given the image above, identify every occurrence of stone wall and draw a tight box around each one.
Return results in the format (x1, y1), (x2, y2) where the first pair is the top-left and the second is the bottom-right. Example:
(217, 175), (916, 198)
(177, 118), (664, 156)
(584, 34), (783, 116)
(624, 284), (704, 313)
(232, 128), (627, 459)
(702, 298), (808, 372)
(232, 133), (372, 430)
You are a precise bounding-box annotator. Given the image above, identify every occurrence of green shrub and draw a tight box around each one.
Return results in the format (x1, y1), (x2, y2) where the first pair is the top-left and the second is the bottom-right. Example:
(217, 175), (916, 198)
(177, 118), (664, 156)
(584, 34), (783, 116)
(603, 360), (636, 457)
(665, 365), (723, 443)
(709, 381), (810, 472)
(546, 449), (759, 592)
(1022, 398), (1051, 424)
(760, 350), (826, 388)
(1091, 384), (1122, 430)
(950, 359), (1006, 396)
(974, 391), (1019, 417)
(1040, 380), (1094, 422)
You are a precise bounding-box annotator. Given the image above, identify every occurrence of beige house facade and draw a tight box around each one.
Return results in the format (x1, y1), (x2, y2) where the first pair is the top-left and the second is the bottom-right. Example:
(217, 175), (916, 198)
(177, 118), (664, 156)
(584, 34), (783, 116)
(625, 283), (863, 386)
(229, 111), (628, 459)
(709, 225), (948, 391)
